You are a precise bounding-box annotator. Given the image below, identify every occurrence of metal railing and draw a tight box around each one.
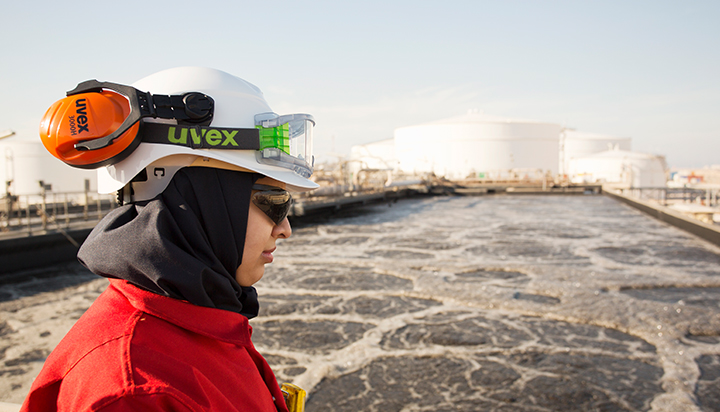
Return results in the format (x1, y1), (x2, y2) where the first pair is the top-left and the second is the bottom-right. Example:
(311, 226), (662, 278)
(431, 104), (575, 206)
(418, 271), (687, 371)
(1, 189), (117, 237)
(618, 187), (720, 207)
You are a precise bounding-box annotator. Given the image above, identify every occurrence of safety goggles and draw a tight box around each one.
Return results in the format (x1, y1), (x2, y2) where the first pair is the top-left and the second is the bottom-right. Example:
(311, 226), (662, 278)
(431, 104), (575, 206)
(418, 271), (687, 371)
(255, 113), (315, 178)
(252, 184), (293, 225)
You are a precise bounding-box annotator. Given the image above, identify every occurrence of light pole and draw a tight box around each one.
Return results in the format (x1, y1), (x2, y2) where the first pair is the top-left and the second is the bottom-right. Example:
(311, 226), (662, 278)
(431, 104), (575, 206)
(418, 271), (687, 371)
(1, 130), (17, 227)
(1, 129), (16, 194)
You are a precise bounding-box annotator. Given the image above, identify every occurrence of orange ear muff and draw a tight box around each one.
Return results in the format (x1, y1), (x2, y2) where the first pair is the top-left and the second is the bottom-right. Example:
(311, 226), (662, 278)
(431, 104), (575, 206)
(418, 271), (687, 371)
(40, 79), (214, 169)
(39, 90), (141, 169)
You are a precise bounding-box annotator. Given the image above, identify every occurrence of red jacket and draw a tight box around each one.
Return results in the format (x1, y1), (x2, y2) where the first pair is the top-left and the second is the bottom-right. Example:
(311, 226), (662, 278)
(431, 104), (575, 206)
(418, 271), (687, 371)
(20, 279), (288, 412)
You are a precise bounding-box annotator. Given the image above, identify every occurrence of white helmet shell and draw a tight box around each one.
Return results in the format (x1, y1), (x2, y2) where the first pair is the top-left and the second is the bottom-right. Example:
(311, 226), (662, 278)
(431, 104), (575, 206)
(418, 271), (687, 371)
(97, 67), (318, 200)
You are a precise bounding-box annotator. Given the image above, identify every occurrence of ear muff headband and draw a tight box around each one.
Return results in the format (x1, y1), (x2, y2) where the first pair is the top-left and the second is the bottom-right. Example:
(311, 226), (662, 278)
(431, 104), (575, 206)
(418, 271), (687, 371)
(40, 80), (215, 169)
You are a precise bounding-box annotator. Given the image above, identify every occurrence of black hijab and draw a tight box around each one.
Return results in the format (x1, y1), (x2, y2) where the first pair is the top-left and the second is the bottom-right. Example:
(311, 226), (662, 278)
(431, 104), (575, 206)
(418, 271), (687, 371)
(78, 167), (260, 318)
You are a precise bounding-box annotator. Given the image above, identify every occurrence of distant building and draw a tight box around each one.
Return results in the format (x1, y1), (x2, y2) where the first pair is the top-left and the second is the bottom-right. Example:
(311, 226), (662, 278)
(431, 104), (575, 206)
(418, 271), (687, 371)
(568, 148), (667, 187)
(0, 135), (97, 196)
(669, 166), (720, 186)
(561, 130), (631, 176)
(349, 139), (397, 171)
(393, 111), (561, 179)
(350, 111), (645, 183)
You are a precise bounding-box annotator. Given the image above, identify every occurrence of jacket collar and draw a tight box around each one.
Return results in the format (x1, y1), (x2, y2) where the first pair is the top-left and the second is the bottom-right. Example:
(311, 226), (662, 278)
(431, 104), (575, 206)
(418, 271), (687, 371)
(110, 279), (253, 347)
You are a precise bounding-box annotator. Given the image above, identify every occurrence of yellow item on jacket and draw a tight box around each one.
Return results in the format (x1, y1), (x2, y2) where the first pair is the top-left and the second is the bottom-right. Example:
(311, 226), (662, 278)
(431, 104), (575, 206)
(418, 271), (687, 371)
(281, 383), (306, 412)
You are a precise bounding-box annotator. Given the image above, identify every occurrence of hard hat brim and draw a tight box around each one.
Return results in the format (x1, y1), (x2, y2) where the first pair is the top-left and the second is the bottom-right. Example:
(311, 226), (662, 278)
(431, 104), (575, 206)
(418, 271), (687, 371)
(98, 143), (319, 198)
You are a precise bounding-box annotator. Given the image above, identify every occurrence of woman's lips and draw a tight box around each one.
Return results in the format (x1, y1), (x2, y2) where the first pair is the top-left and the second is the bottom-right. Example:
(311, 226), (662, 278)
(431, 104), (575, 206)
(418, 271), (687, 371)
(261, 247), (276, 263)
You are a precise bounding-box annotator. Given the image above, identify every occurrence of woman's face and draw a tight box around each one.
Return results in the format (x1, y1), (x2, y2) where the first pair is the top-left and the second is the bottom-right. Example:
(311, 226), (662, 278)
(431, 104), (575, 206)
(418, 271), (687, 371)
(235, 177), (292, 286)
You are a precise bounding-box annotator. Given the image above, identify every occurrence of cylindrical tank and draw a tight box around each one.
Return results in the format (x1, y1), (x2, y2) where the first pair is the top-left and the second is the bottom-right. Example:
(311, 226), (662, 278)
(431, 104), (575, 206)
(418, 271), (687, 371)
(561, 130), (631, 175)
(349, 139), (397, 171)
(0, 136), (97, 196)
(568, 149), (667, 187)
(394, 112), (561, 179)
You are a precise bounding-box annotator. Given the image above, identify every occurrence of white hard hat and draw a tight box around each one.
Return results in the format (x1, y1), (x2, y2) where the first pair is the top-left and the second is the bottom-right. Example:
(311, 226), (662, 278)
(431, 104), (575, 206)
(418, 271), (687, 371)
(97, 67), (318, 202)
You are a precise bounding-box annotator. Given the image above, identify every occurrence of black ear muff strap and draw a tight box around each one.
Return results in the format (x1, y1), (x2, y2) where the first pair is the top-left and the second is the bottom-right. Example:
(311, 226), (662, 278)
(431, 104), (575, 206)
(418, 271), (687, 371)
(151, 93), (214, 125)
(67, 80), (215, 152)
(140, 123), (260, 150)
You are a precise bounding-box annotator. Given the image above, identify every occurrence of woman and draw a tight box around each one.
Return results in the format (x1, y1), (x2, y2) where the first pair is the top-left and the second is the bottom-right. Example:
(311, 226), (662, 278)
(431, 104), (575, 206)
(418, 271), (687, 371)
(21, 67), (317, 411)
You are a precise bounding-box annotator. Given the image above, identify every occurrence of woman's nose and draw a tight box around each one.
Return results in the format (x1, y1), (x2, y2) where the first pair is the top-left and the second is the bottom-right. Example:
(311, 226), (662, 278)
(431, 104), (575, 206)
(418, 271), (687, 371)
(273, 217), (292, 239)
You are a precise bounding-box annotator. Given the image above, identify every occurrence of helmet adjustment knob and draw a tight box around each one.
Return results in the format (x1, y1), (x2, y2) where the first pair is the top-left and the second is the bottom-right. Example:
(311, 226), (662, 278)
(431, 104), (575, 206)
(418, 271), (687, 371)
(183, 93), (214, 123)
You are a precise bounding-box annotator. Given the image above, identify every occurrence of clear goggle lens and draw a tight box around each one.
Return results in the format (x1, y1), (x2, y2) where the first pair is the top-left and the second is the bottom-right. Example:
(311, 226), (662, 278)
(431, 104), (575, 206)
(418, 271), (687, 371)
(255, 113), (314, 178)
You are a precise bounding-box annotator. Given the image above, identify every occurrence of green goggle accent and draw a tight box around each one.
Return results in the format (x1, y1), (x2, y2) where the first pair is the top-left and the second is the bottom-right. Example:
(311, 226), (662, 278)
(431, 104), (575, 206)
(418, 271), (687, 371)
(257, 123), (290, 154)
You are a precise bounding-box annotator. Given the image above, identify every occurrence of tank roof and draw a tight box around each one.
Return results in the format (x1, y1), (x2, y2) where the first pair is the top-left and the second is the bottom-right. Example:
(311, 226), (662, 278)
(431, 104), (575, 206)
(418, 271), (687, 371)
(406, 110), (560, 128)
(580, 148), (662, 160)
(564, 130), (630, 140)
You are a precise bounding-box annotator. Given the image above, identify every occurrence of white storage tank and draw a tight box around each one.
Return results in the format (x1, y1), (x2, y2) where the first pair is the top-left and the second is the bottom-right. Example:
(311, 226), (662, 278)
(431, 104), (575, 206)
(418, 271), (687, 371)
(568, 148), (667, 187)
(394, 111), (561, 179)
(349, 138), (397, 171)
(561, 130), (631, 175)
(0, 135), (97, 196)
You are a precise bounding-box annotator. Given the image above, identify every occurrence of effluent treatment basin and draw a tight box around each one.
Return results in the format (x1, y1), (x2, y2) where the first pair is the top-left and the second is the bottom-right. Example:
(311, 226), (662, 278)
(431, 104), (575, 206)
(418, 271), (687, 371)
(2, 195), (719, 411)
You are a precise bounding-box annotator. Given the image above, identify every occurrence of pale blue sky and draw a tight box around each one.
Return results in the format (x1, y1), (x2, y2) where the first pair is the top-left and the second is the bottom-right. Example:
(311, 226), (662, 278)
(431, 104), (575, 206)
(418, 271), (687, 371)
(2, 0), (718, 167)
